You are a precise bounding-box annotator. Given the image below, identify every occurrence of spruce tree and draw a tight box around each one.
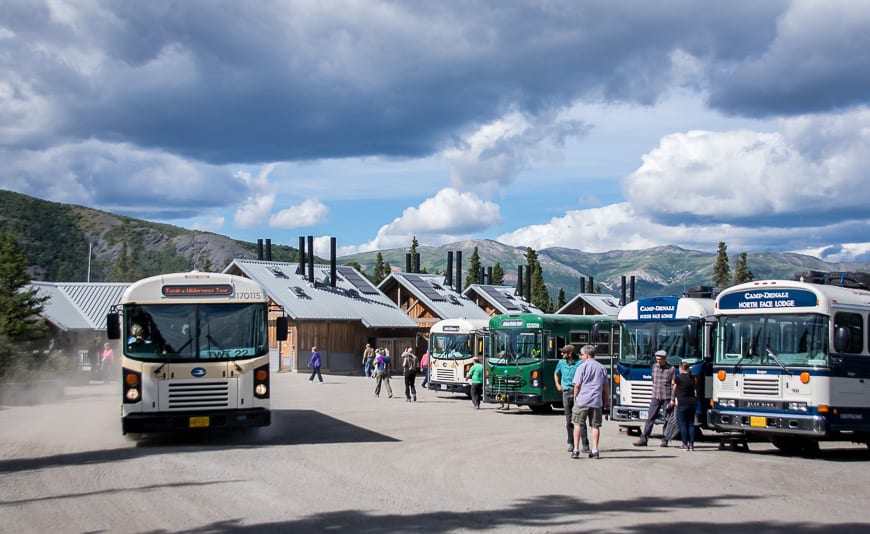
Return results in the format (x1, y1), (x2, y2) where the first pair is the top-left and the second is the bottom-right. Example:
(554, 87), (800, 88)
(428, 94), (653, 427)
(372, 253), (386, 285)
(465, 246), (481, 288)
(0, 232), (49, 373)
(733, 252), (754, 284)
(712, 241), (731, 287)
(491, 262), (505, 285)
(409, 236), (420, 272)
(556, 288), (567, 310)
(525, 248), (551, 312)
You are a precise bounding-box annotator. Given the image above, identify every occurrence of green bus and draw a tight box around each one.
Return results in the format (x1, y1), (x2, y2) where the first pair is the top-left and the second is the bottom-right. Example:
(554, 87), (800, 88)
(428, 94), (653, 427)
(484, 313), (619, 412)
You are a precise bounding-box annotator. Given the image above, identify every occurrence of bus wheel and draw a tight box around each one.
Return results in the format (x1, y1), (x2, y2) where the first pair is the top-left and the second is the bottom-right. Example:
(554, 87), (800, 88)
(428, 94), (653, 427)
(529, 403), (552, 413)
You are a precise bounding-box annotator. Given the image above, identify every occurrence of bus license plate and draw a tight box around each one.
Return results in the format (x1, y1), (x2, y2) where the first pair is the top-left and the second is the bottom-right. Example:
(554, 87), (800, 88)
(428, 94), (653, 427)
(639, 411), (648, 421)
(440, 384), (447, 390)
(189, 416), (210, 428)
(750, 416), (767, 427)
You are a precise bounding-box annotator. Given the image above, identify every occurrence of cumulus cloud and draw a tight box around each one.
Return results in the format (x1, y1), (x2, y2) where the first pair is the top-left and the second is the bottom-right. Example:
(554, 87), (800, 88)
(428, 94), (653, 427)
(348, 188), (503, 253)
(624, 108), (870, 226)
(270, 198), (328, 228)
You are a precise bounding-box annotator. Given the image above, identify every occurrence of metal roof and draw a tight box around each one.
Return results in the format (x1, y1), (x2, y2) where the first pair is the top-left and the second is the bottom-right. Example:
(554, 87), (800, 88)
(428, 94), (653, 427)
(379, 273), (492, 321)
(225, 259), (418, 328)
(556, 292), (622, 316)
(29, 281), (130, 331)
(463, 284), (545, 315)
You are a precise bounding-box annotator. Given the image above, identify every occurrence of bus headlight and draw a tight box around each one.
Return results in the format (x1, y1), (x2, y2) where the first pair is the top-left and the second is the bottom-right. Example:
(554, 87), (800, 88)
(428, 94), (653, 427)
(719, 399), (736, 408)
(254, 363), (270, 399)
(125, 388), (140, 401)
(787, 402), (808, 412)
(255, 384), (268, 396)
(123, 369), (141, 404)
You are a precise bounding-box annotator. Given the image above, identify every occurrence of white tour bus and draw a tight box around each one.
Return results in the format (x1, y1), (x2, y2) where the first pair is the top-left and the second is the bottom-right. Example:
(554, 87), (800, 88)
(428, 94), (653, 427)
(615, 293), (717, 433)
(427, 318), (490, 394)
(709, 275), (870, 452)
(107, 271), (287, 435)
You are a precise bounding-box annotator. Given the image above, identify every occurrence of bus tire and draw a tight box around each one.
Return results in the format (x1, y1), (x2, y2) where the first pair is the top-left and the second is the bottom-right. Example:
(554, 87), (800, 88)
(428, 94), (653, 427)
(529, 403), (552, 413)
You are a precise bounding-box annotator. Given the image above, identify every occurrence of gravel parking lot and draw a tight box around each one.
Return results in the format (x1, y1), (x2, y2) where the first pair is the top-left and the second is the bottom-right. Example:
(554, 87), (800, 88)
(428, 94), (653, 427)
(1, 370), (869, 533)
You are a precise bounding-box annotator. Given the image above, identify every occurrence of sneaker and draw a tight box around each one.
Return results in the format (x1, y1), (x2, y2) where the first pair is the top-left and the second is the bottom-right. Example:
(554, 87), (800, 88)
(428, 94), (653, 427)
(413, 396), (417, 402)
(588, 451), (600, 459)
(570, 450), (580, 459)
(581, 446), (591, 454)
(660, 440), (669, 447)
(680, 445), (689, 450)
(388, 394), (393, 398)
(688, 445), (695, 451)
(633, 440), (647, 447)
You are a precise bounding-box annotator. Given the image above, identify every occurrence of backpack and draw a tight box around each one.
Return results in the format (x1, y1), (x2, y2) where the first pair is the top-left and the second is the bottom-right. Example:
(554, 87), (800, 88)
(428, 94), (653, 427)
(404, 353), (417, 372)
(375, 355), (385, 372)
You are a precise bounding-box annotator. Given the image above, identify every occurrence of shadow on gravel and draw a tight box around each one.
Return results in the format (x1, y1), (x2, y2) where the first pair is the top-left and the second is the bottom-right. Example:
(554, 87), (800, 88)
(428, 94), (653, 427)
(148, 494), (870, 533)
(0, 409), (396, 475)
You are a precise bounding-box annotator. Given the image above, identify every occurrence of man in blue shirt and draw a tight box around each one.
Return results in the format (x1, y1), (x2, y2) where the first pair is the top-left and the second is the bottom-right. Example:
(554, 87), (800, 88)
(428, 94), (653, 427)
(571, 344), (610, 459)
(554, 344), (587, 452)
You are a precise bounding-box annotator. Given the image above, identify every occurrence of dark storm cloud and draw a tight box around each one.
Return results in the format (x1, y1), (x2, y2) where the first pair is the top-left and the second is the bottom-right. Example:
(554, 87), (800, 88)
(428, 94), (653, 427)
(2, 0), (797, 165)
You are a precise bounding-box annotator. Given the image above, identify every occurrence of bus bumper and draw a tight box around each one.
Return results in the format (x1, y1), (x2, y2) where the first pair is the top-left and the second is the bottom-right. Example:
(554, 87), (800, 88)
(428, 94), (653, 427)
(484, 392), (542, 406)
(122, 408), (271, 434)
(612, 404), (647, 423)
(708, 409), (826, 436)
(429, 381), (470, 394)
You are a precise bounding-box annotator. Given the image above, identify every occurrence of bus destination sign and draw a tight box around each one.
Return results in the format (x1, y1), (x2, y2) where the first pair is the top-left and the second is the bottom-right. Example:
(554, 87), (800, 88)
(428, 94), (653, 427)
(637, 296), (678, 320)
(162, 284), (234, 297)
(718, 288), (817, 311)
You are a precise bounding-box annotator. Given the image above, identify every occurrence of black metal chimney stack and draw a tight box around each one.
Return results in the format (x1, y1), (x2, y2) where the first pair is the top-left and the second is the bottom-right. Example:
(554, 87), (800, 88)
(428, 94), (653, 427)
(525, 265), (532, 302)
(257, 239), (263, 261)
(588, 277), (594, 293)
(297, 236), (306, 276)
(446, 251), (454, 288)
(330, 237), (337, 288)
(580, 277), (586, 294)
(455, 251), (462, 291)
(479, 267), (485, 285)
(487, 266), (493, 285)
(414, 253), (420, 273)
(630, 276), (636, 302)
(517, 265), (524, 298)
(265, 238), (272, 261)
(405, 253), (412, 273)
(307, 235), (315, 283)
(621, 276), (627, 305)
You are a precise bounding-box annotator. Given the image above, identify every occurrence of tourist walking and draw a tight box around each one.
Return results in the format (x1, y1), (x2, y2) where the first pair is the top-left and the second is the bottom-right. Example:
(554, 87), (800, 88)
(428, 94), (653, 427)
(402, 347), (418, 402)
(634, 350), (676, 446)
(420, 350), (430, 388)
(466, 356), (484, 409)
(362, 343), (375, 378)
(307, 346), (323, 383)
(554, 344), (586, 452)
(373, 348), (393, 398)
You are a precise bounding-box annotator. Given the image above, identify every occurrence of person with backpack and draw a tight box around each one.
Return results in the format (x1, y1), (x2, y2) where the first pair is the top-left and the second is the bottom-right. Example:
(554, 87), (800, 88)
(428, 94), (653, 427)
(373, 348), (393, 398)
(402, 347), (418, 402)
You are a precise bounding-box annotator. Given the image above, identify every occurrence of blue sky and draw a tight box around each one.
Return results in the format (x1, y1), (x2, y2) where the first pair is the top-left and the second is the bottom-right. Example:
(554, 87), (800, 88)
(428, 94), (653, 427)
(2, 1), (870, 261)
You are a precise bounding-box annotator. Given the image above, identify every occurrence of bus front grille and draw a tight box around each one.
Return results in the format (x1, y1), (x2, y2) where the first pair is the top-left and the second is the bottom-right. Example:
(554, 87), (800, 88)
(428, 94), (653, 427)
(491, 375), (525, 393)
(167, 381), (230, 409)
(627, 382), (652, 405)
(434, 368), (457, 381)
(742, 376), (779, 396)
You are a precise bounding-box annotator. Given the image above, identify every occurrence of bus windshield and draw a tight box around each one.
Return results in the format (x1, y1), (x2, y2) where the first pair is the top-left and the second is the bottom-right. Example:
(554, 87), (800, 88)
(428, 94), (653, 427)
(430, 333), (476, 360)
(620, 321), (703, 367)
(490, 329), (543, 365)
(717, 313), (829, 367)
(124, 303), (269, 361)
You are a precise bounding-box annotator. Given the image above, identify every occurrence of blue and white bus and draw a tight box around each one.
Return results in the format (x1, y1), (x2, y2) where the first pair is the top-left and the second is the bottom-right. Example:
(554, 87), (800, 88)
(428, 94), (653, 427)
(614, 294), (716, 434)
(428, 318), (490, 394)
(709, 277), (870, 452)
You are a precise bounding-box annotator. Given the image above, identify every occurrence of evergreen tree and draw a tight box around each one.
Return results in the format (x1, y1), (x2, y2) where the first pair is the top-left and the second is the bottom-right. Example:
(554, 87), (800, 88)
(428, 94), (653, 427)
(0, 232), (49, 373)
(372, 253), (386, 285)
(465, 246), (481, 288)
(491, 262), (505, 285)
(524, 248), (551, 312)
(733, 252), (754, 284)
(712, 241), (731, 287)
(556, 288), (567, 310)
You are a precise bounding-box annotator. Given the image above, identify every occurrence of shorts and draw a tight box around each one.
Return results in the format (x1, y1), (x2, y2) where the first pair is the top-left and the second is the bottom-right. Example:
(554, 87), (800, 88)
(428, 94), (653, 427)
(571, 405), (603, 428)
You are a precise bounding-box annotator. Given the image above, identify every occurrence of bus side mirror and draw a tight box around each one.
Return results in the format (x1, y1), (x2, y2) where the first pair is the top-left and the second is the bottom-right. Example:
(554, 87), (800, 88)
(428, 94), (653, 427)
(107, 313), (121, 340)
(834, 326), (851, 353)
(685, 322), (698, 346)
(276, 316), (288, 341)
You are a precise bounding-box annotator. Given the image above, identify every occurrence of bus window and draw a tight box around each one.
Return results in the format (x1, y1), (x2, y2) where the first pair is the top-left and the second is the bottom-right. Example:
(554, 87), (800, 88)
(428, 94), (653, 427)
(834, 312), (864, 354)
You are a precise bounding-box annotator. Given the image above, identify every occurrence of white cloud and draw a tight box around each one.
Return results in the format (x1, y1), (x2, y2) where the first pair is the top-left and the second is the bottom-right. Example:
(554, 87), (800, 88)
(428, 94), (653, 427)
(190, 216), (225, 232)
(347, 187), (503, 253)
(270, 198), (329, 228)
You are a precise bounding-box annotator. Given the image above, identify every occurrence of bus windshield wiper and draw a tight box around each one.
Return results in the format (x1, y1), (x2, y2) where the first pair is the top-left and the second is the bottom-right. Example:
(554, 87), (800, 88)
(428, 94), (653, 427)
(153, 358), (171, 374)
(763, 345), (792, 376)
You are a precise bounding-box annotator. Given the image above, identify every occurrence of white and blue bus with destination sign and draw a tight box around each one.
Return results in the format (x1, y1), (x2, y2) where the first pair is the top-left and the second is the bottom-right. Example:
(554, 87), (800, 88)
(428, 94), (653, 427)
(615, 293), (717, 434)
(710, 277), (870, 452)
(107, 271), (287, 435)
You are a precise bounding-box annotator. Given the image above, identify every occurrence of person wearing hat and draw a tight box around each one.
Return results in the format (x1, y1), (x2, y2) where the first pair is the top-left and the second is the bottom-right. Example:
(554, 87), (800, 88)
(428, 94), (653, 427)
(633, 349), (676, 447)
(466, 355), (485, 409)
(555, 344), (588, 452)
